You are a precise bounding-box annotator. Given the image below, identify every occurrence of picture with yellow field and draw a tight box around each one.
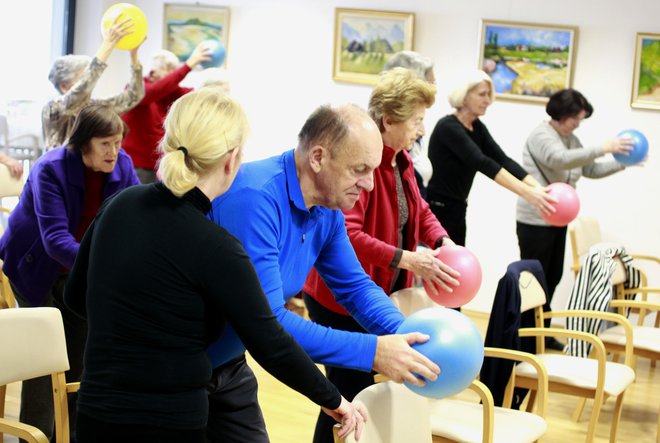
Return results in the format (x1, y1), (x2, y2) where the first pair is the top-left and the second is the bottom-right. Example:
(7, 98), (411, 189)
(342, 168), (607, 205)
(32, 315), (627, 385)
(479, 21), (577, 103)
(333, 9), (414, 85)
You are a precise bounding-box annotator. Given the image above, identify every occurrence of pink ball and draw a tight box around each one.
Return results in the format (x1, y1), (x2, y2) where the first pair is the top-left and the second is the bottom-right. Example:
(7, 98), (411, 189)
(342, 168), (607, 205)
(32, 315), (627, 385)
(423, 245), (482, 308)
(542, 182), (580, 227)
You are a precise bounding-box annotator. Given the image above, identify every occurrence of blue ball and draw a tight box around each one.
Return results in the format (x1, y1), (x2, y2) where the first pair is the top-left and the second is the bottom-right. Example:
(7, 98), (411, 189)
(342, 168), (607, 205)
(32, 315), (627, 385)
(614, 129), (649, 166)
(201, 39), (226, 69)
(396, 307), (484, 399)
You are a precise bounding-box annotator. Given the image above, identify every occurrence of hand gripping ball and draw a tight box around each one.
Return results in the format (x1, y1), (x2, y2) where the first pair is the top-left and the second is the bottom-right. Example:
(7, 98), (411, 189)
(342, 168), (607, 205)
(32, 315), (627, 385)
(423, 245), (482, 308)
(614, 129), (649, 166)
(541, 182), (580, 227)
(201, 39), (227, 69)
(101, 3), (148, 50)
(397, 307), (484, 398)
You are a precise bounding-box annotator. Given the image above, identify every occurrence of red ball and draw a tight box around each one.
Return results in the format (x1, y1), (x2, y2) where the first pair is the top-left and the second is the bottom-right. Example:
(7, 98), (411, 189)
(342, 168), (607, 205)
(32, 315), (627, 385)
(423, 245), (482, 308)
(541, 182), (580, 227)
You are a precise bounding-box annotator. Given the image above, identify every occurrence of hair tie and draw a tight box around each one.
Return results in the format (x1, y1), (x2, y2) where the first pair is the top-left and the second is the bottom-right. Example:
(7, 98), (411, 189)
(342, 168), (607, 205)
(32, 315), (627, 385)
(177, 146), (188, 156)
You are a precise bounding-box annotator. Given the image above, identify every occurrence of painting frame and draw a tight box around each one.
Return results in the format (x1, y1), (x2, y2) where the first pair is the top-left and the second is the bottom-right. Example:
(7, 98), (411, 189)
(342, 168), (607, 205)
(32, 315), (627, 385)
(478, 19), (579, 104)
(631, 32), (660, 111)
(333, 8), (415, 85)
(163, 3), (230, 68)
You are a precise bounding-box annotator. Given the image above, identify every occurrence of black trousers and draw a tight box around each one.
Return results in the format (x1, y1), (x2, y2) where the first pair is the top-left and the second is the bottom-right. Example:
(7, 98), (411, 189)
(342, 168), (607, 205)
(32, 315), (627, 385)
(11, 274), (86, 443)
(205, 355), (269, 443)
(77, 412), (205, 443)
(303, 293), (375, 443)
(427, 196), (467, 246)
(516, 222), (568, 318)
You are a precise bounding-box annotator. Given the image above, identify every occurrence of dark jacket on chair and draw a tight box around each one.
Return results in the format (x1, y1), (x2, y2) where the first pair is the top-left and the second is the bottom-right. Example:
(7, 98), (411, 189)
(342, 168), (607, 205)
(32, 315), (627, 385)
(480, 259), (548, 407)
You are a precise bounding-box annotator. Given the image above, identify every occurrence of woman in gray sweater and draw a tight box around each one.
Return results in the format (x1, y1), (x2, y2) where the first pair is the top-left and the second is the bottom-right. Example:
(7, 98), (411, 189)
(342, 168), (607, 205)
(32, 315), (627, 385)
(516, 88), (632, 346)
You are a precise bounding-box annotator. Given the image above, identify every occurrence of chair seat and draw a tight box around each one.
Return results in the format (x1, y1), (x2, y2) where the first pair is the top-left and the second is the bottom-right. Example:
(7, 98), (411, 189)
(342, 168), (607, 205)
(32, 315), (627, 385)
(429, 399), (547, 443)
(515, 354), (635, 396)
(599, 325), (660, 353)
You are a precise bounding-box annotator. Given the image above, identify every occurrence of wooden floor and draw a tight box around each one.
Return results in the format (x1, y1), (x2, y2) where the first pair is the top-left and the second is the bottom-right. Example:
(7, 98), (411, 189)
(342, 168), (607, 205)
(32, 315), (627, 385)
(3, 310), (659, 442)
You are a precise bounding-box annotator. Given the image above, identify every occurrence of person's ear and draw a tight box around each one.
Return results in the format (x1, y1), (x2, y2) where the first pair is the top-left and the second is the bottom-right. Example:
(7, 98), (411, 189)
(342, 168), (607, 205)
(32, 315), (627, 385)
(308, 145), (326, 173)
(382, 114), (395, 132)
(224, 147), (241, 174)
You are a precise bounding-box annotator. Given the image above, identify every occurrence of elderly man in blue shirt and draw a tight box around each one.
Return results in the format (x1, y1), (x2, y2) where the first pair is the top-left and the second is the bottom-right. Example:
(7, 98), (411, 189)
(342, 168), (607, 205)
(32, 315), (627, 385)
(206, 104), (442, 442)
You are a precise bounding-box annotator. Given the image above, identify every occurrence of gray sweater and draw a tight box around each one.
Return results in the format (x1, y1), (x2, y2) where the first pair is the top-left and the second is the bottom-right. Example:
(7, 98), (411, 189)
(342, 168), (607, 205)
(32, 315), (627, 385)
(516, 121), (623, 226)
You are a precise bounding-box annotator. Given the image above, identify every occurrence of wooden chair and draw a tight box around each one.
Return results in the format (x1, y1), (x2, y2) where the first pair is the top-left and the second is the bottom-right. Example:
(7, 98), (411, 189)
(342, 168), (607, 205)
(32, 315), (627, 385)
(569, 216), (660, 367)
(513, 270), (636, 443)
(0, 307), (80, 443)
(332, 380), (434, 443)
(390, 287), (548, 443)
(0, 113), (42, 172)
(0, 162), (24, 308)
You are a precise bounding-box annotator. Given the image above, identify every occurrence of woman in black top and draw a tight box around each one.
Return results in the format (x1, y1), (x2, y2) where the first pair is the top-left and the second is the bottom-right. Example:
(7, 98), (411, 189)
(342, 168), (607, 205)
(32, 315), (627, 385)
(64, 89), (366, 443)
(426, 69), (555, 245)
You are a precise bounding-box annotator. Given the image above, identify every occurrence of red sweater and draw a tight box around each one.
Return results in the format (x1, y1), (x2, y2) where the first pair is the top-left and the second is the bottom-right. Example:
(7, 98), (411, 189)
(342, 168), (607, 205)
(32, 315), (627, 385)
(121, 64), (192, 170)
(303, 146), (448, 315)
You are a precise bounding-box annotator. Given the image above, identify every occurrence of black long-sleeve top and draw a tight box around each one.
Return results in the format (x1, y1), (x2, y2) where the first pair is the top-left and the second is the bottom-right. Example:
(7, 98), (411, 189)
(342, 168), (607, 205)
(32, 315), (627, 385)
(64, 183), (340, 429)
(426, 114), (528, 202)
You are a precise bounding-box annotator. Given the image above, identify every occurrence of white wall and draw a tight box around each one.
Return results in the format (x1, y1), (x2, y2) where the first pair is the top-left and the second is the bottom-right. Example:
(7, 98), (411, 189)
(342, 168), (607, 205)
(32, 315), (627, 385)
(69, 0), (659, 312)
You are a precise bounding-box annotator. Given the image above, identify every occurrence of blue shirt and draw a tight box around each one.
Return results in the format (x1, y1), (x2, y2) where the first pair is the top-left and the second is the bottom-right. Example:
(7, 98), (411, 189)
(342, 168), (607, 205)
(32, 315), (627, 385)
(208, 149), (405, 371)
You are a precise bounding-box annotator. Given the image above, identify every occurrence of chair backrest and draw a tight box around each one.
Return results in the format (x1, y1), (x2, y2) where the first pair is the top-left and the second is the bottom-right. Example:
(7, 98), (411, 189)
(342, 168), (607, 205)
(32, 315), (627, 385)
(390, 287), (439, 317)
(0, 307), (70, 385)
(0, 163), (24, 199)
(569, 216), (603, 275)
(518, 271), (547, 314)
(338, 381), (432, 443)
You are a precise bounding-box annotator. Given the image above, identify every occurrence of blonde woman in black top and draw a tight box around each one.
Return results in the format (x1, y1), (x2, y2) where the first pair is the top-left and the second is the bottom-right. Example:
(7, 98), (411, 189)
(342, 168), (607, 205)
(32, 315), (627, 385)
(64, 89), (366, 443)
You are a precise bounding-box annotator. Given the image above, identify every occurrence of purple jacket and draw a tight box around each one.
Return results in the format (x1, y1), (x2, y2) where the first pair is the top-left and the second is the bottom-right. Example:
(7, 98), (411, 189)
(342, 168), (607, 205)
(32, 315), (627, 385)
(0, 146), (139, 306)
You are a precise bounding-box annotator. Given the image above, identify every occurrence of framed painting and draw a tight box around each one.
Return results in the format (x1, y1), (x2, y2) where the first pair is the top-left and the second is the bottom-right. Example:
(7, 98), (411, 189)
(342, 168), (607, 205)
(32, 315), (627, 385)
(631, 32), (660, 111)
(333, 8), (415, 85)
(478, 20), (578, 103)
(163, 4), (230, 68)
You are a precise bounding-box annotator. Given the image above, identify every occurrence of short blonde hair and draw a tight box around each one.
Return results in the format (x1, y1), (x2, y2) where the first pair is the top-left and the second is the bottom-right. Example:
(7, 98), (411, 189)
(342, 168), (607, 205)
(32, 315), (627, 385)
(158, 89), (249, 197)
(368, 67), (436, 132)
(447, 70), (494, 109)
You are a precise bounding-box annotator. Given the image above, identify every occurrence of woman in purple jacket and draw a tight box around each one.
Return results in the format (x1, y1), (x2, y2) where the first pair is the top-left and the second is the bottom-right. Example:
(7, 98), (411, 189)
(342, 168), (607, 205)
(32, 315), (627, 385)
(0, 103), (139, 440)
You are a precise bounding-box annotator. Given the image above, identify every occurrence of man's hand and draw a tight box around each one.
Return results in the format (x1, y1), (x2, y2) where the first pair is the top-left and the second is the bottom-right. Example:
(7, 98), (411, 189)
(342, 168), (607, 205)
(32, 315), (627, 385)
(372, 333), (440, 385)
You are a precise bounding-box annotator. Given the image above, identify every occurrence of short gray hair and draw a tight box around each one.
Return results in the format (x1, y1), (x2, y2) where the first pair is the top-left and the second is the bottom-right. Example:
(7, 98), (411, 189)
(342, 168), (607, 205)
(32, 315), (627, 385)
(48, 55), (92, 92)
(382, 51), (434, 80)
(447, 70), (494, 109)
(151, 50), (181, 72)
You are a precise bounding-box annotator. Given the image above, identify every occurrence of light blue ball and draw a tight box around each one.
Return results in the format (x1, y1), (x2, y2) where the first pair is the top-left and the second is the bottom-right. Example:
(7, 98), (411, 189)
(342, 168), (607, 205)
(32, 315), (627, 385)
(396, 307), (484, 399)
(201, 39), (226, 69)
(614, 129), (649, 166)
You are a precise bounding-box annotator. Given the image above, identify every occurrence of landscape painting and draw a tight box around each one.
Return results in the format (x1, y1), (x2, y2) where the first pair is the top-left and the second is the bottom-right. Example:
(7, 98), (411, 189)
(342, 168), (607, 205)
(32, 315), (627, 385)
(631, 32), (660, 111)
(333, 8), (414, 85)
(478, 20), (578, 103)
(163, 4), (230, 66)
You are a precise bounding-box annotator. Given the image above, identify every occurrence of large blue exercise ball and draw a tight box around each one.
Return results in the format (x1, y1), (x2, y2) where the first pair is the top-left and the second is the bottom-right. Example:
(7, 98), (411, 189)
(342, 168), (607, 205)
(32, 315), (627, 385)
(614, 129), (649, 166)
(397, 307), (484, 399)
(201, 39), (226, 69)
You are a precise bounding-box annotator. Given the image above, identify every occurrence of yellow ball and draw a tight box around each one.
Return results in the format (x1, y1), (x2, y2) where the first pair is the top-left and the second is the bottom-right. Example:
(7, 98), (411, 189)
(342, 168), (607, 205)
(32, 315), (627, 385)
(101, 3), (148, 50)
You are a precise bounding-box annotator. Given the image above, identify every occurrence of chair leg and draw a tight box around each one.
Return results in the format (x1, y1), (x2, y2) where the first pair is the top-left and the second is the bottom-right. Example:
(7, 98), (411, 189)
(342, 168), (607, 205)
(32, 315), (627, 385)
(656, 407), (660, 443)
(573, 398), (588, 422)
(0, 383), (6, 442)
(585, 397), (603, 443)
(525, 390), (537, 413)
(609, 393), (626, 443)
